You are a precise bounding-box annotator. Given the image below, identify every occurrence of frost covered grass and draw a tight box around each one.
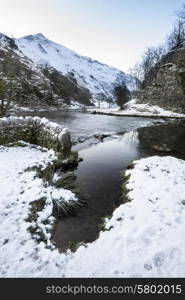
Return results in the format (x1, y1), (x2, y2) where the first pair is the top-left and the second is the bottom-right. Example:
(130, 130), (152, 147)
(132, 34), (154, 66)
(88, 99), (185, 118)
(0, 148), (185, 277)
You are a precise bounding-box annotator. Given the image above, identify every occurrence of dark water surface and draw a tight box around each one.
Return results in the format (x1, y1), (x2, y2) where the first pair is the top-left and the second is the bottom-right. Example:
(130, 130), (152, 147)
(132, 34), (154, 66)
(54, 131), (143, 250)
(19, 110), (174, 250)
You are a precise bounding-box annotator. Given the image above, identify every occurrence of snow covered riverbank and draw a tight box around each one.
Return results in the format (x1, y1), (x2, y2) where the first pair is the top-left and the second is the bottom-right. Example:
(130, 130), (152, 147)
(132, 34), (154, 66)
(0, 144), (78, 277)
(88, 99), (185, 118)
(0, 147), (185, 277)
(66, 156), (185, 277)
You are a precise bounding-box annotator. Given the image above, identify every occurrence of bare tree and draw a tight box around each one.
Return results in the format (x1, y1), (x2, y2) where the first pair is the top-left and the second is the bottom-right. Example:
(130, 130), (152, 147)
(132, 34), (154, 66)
(127, 2), (185, 88)
(128, 62), (143, 93)
(141, 46), (166, 78)
(177, 3), (185, 20)
(152, 45), (166, 62)
(167, 19), (185, 50)
(141, 48), (155, 77)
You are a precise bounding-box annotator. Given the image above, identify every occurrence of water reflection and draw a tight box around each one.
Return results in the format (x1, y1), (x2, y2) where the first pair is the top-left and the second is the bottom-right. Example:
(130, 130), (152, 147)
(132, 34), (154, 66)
(16, 110), (171, 251)
(138, 119), (185, 159)
(53, 120), (185, 251)
(53, 130), (141, 251)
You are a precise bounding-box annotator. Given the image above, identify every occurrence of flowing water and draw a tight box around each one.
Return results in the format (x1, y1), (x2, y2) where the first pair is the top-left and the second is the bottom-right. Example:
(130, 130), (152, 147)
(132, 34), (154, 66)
(19, 110), (169, 250)
(19, 110), (163, 143)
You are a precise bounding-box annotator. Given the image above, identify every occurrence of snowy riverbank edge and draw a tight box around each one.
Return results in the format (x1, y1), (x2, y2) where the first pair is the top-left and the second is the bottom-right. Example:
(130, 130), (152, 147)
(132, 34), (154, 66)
(0, 146), (185, 277)
(65, 156), (185, 277)
(11, 99), (185, 118)
(87, 99), (185, 119)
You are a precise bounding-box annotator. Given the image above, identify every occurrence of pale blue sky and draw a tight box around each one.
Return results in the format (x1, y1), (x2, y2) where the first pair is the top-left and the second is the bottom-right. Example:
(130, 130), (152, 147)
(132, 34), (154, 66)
(0, 0), (184, 71)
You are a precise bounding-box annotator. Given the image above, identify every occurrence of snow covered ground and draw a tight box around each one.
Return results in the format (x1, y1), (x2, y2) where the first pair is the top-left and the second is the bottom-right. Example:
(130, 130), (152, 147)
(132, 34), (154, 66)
(88, 99), (185, 118)
(0, 144), (77, 277)
(66, 156), (185, 277)
(0, 146), (185, 277)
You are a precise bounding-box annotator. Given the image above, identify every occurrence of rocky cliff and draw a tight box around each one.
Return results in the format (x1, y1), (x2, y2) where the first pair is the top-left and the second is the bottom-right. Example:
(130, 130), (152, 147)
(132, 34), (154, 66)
(139, 48), (185, 113)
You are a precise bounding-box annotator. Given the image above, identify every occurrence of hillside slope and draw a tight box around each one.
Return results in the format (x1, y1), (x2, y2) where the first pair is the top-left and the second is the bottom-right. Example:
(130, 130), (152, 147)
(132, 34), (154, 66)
(0, 32), (134, 109)
(15, 33), (132, 106)
(0, 33), (92, 109)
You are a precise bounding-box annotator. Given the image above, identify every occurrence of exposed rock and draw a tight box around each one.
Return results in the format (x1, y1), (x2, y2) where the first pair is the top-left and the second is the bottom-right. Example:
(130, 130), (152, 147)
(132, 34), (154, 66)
(58, 128), (72, 154)
(139, 48), (185, 113)
(152, 144), (171, 152)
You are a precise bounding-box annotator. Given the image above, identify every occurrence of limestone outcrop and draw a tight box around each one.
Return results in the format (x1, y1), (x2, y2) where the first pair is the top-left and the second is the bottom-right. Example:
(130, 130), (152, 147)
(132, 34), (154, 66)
(139, 48), (185, 113)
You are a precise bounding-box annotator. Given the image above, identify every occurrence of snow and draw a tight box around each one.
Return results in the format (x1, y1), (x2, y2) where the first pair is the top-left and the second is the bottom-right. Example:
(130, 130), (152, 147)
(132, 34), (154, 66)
(0, 115), (65, 140)
(88, 98), (185, 118)
(1, 148), (185, 277)
(65, 156), (185, 277)
(15, 34), (132, 102)
(66, 101), (86, 110)
(0, 144), (77, 277)
(0, 33), (9, 49)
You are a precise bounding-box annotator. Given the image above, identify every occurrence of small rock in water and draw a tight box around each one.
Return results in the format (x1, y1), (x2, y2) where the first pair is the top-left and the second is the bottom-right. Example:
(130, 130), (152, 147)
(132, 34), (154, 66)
(58, 127), (72, 153)
(98, 135), (104, 142)
(152, 144), (171, 152)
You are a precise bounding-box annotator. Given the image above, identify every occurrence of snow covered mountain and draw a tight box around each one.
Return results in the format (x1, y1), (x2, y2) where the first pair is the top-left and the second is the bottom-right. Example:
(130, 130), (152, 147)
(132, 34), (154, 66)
(0, 33), (92, 108)
(0, 32), (134, 108)
(15, 33), (132, 106)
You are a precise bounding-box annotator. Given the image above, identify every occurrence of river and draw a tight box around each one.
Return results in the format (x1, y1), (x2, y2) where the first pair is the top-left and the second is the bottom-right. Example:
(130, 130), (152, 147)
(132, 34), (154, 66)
(19, 110), (173, 251)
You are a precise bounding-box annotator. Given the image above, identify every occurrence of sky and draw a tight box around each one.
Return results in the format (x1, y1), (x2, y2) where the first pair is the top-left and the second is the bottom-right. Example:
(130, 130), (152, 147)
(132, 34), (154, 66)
(0, 0), (184, 72)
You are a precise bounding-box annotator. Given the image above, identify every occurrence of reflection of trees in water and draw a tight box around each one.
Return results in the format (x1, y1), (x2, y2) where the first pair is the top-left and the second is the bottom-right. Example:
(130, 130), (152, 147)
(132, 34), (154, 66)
(138, 120), (185, 159)
(120, 130), (139, 146)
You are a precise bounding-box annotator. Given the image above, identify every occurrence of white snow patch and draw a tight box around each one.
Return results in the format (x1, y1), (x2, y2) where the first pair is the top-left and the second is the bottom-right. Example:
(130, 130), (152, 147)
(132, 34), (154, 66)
(0, 145), (77, 277)
(88, 99), (185, 118)
(1, 149), (185, 277)
(65, 156), (185, 277)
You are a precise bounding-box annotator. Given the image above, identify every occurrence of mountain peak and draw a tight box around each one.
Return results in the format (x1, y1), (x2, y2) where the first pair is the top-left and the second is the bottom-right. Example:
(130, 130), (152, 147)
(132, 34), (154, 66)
(34, 33), (46, 39)
(22, 33), (46, 41)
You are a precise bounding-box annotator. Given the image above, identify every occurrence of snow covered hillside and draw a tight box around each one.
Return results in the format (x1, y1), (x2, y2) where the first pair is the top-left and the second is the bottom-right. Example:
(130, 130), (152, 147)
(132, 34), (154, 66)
(15, 33), (133, 105)
(0, 33), (92, 107)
